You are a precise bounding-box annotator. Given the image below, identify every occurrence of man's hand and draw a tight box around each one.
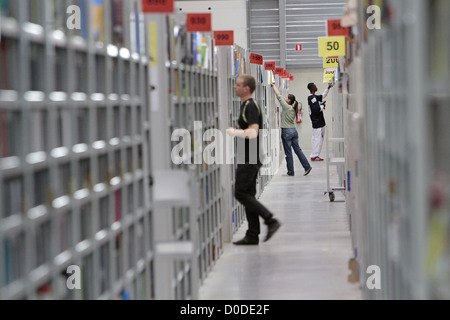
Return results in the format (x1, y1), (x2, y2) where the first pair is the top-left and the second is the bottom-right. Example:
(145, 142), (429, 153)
(226, 126), (258, 139)
(226, 127), (236, 136)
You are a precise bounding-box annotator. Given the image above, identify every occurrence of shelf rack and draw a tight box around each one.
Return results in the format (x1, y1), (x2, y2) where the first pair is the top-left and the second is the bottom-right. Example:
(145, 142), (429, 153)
(0, 0), (153, 300)
(344, 0), (449, 299)
(146, 12), (223, 299)
(0, 1), (285, 300)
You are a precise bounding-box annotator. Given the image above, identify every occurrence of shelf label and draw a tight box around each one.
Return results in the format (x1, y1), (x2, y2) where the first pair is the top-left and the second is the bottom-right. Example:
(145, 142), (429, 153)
(249, 53), (263, 65)
(274, 67), (284, 75)
(214, 30), (234, 46)
(327, 19), (350, 37)
(142, 0), (174, 14)
(323, 56), (339, 68)
(264, 61), (275, 71)
(323, 68), (336, 83)
(149, 22), (158, 67)
(295, 44), (303, 51)
(186, 13), (212, 32)
(318, 36), (346, 57)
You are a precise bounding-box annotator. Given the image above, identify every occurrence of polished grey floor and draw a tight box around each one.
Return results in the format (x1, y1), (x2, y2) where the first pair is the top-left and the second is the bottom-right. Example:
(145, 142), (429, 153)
(199, 157), (363, 300)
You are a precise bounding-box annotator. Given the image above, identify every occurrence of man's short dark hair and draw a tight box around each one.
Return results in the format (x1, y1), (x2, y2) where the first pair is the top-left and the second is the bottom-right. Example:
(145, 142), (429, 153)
(307, 82), (315, 91)
(240, 75), (256, 94)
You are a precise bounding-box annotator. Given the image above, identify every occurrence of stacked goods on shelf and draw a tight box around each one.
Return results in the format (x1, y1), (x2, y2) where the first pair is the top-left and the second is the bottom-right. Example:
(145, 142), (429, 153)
(152, 12), (222, 299)
(344, 0), (448, 299)
(0, 0), (152, 300)
(230, 44), (248, 234)
(223, 44), (284, 234)
(426, 0), (450, 299)
(1, 1), (287, 301)
(252, 62), (281, 196)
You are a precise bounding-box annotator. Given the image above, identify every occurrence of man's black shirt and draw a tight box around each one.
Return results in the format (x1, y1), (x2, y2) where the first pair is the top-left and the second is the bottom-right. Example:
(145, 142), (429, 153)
(237, 98), (263, 164)
(308, 94), (326, 129)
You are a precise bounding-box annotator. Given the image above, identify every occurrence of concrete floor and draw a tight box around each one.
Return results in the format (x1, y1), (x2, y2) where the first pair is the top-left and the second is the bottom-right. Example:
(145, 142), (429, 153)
(199, 157), (363, 300)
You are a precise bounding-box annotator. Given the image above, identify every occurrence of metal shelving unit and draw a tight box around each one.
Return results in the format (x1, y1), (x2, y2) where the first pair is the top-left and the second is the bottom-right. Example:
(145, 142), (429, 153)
(266, 75), (284, 178)
(217, 45), (247, 239)
(0, 0), (153, 300)
(425, 0), (450, 299)
(325, 76), (345, 203)
(343, 0), (449, 299)
(1, 0), (288, 301)
(217, 44), (283, 242)
(252, 63), (279, 195)
(147, 12), (222, 300)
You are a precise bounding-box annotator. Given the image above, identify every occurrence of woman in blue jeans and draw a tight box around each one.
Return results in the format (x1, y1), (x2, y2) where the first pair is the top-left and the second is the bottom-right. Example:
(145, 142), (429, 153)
(271, 83), (312, 177)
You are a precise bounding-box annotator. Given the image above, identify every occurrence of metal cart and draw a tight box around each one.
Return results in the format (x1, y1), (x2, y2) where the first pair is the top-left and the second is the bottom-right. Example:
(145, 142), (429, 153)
(324, 127), (346, 202)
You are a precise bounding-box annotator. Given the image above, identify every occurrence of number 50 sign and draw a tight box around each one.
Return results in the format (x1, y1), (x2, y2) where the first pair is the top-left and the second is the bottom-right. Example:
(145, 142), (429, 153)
(318, 36), (346, 57)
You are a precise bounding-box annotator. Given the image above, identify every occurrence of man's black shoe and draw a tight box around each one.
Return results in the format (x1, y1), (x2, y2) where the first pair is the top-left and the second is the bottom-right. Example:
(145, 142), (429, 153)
(233, 237), (259, 245)
(264, 220), (281, 242)
(304, 167), (312, 176)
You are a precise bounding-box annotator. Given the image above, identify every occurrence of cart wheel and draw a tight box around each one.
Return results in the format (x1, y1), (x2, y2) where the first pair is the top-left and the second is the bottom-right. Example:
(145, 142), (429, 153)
(329, 192), (335, 202)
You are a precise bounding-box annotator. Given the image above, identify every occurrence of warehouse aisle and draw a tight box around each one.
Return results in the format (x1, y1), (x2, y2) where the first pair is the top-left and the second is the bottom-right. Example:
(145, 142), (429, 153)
(199, 157), (362, 300)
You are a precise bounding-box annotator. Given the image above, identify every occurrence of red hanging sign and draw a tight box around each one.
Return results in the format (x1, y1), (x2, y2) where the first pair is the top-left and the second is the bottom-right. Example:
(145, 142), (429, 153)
(281, 70), (290, 78)
(214, 31), (234, 46)
(274, 67), (284, 75)
(142, 0), (174, 13)
(289, 75), (294, 81)
(327, 19), (350, 37)
(249, 53), (263, 65)
(186, 13), (212, 32)
(264, 62), (276, 71)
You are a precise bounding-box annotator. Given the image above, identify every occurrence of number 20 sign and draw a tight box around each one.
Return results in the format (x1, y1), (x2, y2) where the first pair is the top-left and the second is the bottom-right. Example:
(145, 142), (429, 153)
(318, 36), (346, 57)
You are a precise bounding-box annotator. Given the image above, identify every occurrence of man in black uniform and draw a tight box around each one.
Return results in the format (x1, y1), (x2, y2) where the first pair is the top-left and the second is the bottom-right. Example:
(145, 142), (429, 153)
(226, 75), (281, 245)
(307, 82), (334, 161)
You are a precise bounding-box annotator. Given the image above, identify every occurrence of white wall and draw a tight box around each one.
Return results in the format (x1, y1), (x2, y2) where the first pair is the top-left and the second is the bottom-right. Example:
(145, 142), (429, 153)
(287, 68), (336, 156)
(175, 1), (248, 49)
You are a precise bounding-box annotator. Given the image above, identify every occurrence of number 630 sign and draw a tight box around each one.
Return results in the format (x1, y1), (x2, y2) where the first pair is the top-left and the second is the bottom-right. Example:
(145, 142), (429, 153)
(318, 36), (346, 57)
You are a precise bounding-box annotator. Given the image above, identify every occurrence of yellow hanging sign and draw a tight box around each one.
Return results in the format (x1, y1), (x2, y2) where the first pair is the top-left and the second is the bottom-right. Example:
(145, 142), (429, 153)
(323, 56), (339, 68)
(323, 68), (336, 83)
(318, 36), (346, 57)
(149, 22), (158, 67)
